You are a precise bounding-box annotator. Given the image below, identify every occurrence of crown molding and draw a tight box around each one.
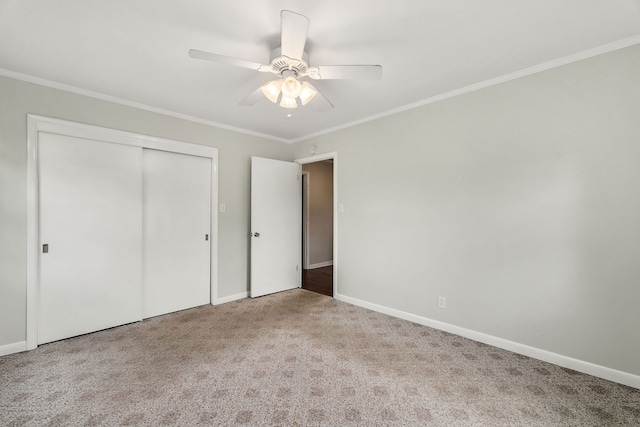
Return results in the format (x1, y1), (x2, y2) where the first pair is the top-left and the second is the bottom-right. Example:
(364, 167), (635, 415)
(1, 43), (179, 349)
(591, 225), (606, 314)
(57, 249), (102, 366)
(3, 34), (639, 145)
(291, 35), (640, 144)
(0, 67), (289, 144)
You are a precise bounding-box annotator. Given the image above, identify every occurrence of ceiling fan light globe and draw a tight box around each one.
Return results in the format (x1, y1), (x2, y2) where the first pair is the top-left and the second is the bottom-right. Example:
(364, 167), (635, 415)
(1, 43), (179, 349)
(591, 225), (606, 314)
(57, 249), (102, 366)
(261, 80), (282, 103)
(299, 82), (317, 106)
(279, 96), (298, 109)
(281, 75), (302, 99)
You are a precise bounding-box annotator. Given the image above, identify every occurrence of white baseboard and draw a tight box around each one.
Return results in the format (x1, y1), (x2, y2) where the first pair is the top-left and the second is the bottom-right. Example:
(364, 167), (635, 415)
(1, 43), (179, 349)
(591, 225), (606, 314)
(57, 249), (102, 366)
(214, 292), (248, 305)
(0, 341), (27, 357)
(308, 261), (333, 269)
(334, 293), (640, 389)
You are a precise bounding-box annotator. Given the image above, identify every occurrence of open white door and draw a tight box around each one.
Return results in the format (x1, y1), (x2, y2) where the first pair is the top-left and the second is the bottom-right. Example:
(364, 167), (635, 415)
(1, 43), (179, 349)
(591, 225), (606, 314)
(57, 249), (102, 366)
(250, 157), (301, 298)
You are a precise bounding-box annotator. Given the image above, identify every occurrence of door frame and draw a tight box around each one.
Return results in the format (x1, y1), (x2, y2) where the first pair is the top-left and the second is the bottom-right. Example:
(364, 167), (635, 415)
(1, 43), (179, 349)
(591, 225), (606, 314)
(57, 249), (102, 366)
(295, 152), (338, 297)
(301, 171), (310, 270)
(26, 115), (219, 350)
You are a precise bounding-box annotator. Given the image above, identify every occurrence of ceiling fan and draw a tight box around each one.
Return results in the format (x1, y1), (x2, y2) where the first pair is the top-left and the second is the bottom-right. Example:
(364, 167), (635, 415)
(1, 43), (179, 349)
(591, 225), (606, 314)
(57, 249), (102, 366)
(188, 10), (382, 110)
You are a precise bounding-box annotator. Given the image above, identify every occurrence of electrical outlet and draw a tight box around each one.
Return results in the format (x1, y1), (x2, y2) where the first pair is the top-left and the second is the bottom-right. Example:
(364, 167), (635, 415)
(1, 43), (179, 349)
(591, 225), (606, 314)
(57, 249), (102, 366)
(438, 296), (446, 309)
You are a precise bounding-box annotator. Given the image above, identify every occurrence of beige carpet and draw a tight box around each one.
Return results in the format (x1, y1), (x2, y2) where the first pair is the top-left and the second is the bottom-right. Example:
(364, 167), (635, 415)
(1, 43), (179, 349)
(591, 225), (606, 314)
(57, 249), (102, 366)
(1, 289), (638, 426)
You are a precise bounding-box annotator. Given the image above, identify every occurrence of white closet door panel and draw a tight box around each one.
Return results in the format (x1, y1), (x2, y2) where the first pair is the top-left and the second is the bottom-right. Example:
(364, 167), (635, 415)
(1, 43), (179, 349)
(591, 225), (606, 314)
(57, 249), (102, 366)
(39, 133), (142, 344)
(143, 149), (211, 318)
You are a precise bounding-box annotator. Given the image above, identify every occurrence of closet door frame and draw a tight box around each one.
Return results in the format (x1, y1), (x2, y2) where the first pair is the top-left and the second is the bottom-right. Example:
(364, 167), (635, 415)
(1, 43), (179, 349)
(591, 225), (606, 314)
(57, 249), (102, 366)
(26, 114), (219, 350)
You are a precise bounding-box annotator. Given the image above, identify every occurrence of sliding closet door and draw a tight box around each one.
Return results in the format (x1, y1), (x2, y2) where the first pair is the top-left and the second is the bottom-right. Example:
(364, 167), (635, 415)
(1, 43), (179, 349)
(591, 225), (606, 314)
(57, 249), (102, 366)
(38, 133), (142, 344)
(142, 149), (211, 318)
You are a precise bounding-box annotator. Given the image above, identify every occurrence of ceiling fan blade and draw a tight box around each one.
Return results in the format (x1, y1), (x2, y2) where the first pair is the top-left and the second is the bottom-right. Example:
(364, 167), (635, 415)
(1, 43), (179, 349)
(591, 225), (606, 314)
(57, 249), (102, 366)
(308, 65), (383, 80)
(238, 87), (265, 106)
(280, 10), (309, 60)
(306, 84), (334, 111)
(188, 49), (272, 72)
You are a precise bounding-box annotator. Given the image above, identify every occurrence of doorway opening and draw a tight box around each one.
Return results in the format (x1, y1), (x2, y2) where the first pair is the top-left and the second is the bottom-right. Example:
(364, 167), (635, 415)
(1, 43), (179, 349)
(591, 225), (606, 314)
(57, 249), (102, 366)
(300, 159), (334, 297)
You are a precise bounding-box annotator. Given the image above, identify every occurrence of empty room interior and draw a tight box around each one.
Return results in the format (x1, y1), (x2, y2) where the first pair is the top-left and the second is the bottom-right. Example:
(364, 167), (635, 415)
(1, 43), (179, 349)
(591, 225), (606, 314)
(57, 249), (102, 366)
(1, 1), (640, 425)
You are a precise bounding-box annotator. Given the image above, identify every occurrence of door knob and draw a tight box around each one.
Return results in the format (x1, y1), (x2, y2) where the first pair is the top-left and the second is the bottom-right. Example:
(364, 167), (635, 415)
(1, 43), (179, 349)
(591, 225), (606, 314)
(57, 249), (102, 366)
(253, 232), (260, 237)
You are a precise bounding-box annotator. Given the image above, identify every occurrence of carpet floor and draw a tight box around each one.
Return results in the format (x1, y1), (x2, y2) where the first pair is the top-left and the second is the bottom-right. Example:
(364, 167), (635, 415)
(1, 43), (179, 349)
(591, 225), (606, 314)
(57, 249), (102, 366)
(1, 289), (638, 426)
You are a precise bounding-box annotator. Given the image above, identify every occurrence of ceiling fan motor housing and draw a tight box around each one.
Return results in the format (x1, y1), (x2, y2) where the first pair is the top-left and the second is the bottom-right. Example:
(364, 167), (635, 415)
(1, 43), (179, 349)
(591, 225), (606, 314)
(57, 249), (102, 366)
(269, 47), (309, 76)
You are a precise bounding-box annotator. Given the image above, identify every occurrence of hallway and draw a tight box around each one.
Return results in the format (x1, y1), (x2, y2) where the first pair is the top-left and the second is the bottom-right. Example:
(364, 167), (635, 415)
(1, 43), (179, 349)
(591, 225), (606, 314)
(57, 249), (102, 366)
(301, 266), (333, 297)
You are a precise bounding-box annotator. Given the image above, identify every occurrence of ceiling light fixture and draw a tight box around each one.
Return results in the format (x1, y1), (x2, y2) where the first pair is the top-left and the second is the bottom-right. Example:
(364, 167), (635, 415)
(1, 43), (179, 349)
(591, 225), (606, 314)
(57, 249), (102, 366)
(260, 79), (282, 103)
(299, 82), (317, 106)
(281, 72), (302, 98)
(279, 95), (298, 109)
(261, 70), (317, 109)
(189, 10), (382, 112)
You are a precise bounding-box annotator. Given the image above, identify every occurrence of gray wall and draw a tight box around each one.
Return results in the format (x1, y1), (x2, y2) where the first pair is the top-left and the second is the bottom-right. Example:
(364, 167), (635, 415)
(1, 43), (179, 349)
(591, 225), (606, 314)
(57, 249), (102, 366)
(302, 161), (333, 267)
(293, 44), (640, 376)
(2, 43), (640, 380)
(0, 76), (291, 348)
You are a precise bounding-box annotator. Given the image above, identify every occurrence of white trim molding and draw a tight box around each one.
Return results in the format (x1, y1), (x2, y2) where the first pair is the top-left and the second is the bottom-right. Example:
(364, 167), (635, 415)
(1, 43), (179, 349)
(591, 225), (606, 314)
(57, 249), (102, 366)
(26, 114), (220, 351)
(335, 293), (640, 390)
(301, 171), (311, 270)
(214, 292), (248, 305)
(0, 67), (287, 144)
(5, 36), (639, 146)
(309, 261), (334, 269)
(0, 342), (27, 357)
(291, 35), (640, 144)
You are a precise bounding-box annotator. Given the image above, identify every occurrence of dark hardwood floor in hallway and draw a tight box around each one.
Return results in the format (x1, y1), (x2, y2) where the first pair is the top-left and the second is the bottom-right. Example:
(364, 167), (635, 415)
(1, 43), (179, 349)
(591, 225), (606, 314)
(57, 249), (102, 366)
(302, 266), (333, 297)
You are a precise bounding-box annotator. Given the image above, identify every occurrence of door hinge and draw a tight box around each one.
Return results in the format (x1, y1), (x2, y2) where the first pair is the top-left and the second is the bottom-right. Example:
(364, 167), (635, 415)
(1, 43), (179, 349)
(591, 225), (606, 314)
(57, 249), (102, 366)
(205, 234), (209, 241)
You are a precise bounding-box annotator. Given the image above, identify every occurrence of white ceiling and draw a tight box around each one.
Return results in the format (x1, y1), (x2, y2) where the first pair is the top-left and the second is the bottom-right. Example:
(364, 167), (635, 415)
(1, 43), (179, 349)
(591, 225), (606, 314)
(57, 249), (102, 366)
(1, 1), (640, 143)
